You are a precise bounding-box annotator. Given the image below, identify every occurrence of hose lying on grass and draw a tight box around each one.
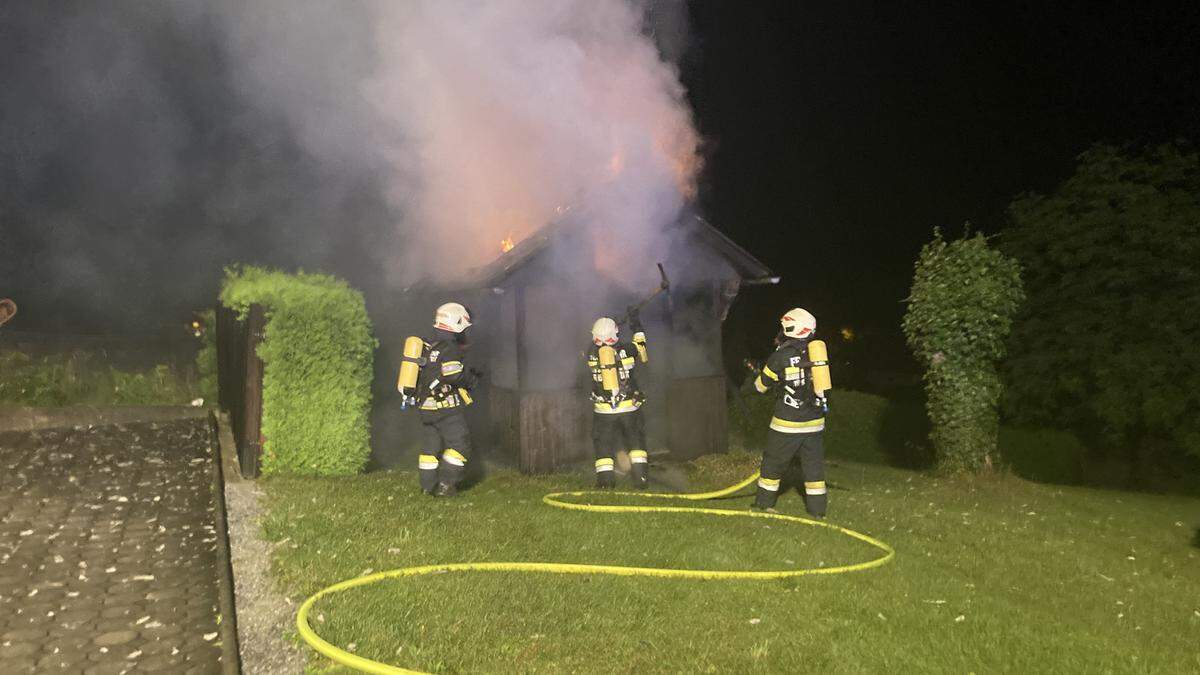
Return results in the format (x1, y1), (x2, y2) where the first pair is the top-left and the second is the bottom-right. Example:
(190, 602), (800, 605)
(296, 471), (896, 674)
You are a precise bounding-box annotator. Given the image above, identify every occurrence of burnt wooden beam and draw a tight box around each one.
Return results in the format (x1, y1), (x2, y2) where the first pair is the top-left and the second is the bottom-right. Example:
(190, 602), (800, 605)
(514, 284), (527, 392)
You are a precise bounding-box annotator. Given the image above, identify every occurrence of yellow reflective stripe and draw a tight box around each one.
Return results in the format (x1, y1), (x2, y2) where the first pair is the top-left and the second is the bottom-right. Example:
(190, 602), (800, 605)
(785, 366), (800, 379)
(418, 454), (438, 463)
(594, 399), (639, 413)
(443, 449), (467, 465)
(770, 417), (825, 429)
(772, 415), (820, 425)
(458, 388), (473, 405)
(804, 480), (827, 495)
(754, 376), (769, 393)
(595, 458), (615, 472)
(621, 357), (636, 368)
(757, 477), (781, 491)
(761, 365), (779, 381)
(441, 360), (464, 376)
(629, 449), (648, 459)
(629, 449), (648, 463)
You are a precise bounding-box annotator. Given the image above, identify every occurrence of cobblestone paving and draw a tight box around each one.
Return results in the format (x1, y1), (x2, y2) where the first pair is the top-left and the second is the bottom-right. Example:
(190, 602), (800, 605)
(0, 419), (224, 674)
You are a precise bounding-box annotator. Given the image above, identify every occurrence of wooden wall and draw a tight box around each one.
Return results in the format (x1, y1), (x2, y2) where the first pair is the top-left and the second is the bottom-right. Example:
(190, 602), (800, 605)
(493, 375), (727, 472)
(667, 375), (728, 460)
(491, 386), (592, 473)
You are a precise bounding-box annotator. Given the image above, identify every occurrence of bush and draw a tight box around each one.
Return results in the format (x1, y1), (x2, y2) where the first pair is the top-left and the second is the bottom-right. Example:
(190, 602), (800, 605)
(220, 266), (376, 476)
(195, 309), (218, 403)
(998, 426), (1086, 485)
(902, 227), (1024, 473)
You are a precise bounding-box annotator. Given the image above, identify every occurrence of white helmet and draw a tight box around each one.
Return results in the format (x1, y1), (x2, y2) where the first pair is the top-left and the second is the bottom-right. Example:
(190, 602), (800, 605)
(434, 302), (472, 333)
(780, 307), (816, 338)
(591, 317), (618, 345)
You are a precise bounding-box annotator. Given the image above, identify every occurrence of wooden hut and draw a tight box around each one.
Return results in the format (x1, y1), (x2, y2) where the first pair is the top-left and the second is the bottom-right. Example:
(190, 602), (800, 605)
(452, 209), (776, 473)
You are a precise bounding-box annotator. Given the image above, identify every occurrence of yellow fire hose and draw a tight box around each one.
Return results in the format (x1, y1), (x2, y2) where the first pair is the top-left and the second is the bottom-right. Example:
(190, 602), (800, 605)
(296, 471), (896, 674)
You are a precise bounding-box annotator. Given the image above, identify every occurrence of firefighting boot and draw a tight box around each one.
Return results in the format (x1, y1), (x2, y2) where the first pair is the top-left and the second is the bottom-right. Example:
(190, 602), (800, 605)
(803, 481), (827, 518)
(435, 449), (467, 496)
(752, 476), (781, 512)
(595, 457), (615, 488)
(629, 450), (649, 490)
(418, 454), (439, 495)
(595, 470), (616, 489)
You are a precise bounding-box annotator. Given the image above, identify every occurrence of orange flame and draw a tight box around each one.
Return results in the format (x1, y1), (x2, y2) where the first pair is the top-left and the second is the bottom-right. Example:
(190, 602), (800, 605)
(500, 235), (515, 253)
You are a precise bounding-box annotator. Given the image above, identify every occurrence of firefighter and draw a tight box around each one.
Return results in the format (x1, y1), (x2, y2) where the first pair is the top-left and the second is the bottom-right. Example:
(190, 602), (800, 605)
(749, 307), (830, 517)
(586, 309), (650, 489)
(398, 302), (479, 497)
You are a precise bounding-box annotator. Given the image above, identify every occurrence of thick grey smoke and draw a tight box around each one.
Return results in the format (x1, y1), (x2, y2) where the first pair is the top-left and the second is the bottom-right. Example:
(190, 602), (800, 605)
(2, 1), (699, 330)
(215, 0), (699, 288)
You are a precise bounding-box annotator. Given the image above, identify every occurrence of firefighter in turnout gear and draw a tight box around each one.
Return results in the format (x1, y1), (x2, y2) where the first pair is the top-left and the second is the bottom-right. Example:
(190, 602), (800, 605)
(586, 309), (650, 489)
(398, 302), (480, 497)
(750, 307), (831, 517)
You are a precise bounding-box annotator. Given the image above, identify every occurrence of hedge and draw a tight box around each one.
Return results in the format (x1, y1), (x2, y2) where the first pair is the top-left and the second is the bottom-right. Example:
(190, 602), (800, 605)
(902, 228), (1024, 473)
(220, 266), (376, 476)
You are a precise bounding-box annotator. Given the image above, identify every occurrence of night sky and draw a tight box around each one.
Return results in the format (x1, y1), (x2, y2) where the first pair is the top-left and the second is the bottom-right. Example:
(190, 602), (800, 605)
(3, 2), (1198, 378)
(686, 2), (1200, 374)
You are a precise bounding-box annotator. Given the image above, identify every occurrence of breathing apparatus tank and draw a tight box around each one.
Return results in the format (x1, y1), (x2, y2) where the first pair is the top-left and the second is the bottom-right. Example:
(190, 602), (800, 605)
(397, 336), (426, 408)
(598, 345), (620, 403)
(807, 340), (831, 407)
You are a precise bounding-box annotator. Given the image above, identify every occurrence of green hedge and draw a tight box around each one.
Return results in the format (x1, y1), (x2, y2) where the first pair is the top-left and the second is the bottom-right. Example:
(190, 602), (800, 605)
(220, 266), (376, 476)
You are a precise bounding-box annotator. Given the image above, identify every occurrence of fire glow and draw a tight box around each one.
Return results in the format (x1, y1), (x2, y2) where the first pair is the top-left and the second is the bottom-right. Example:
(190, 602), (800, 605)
(500, 235), (515, 253)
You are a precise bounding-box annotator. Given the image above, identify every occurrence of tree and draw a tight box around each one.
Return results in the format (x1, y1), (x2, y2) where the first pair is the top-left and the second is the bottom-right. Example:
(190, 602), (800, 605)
(1002, 142), (1200, 478)
(903, 228), (1024, 473)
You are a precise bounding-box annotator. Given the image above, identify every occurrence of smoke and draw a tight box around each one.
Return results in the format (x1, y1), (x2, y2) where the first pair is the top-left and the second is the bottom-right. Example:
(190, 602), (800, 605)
(2, 1), (699, 329)
(217, 0), (701, 287)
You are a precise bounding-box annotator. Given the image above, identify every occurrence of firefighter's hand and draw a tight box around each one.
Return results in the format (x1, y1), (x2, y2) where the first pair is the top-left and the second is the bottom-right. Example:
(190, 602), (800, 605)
(461, 368), (484, 389)
(743, 358), (761, 373)
(627, 306), (644, 332)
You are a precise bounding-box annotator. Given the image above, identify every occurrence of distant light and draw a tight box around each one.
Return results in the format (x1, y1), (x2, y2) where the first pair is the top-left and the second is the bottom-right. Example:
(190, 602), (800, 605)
(500, 235), (515, 253)
(840, 327), (856, 341)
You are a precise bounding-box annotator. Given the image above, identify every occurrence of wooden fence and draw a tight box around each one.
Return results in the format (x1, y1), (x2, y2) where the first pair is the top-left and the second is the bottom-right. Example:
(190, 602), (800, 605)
(215, 304), (265, 478)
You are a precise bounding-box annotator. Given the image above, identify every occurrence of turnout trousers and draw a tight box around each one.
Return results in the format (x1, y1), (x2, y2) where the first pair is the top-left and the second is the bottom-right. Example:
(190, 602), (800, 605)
(417, 409), (472, 493)
(591, 409), (648, 488)
(754, 429), (827, 516)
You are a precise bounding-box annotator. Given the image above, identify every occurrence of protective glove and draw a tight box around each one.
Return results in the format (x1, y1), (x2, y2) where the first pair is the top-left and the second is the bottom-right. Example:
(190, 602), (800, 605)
(627, 305), (644, 333)
(460, 368), (484, 390)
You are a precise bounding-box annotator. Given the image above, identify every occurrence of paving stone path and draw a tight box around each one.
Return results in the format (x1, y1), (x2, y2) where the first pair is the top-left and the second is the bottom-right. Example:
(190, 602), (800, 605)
(0, 419), (225, 674)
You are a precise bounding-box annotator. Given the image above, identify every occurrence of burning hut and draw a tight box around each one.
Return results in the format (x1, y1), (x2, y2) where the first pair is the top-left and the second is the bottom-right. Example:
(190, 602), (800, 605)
(437, 208), (776, 473)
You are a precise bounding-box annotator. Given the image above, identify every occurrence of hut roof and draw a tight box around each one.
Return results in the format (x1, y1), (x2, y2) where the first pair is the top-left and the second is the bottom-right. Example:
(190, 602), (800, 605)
(453, 211), (775, 291)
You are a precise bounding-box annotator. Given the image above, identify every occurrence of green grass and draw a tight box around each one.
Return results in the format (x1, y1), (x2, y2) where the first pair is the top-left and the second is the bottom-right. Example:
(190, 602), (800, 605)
(0, 350), (201, 406)
(263, 454), (1200, 672)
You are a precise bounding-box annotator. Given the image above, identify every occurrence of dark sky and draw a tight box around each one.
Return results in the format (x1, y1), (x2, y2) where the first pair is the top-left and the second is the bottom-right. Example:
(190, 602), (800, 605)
(686, 2), (1200, 369)
(3, 2), (1198, 370)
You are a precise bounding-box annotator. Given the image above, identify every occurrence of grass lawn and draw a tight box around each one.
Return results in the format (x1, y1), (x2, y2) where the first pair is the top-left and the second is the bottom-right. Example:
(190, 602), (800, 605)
(262, 396), (1200, 673)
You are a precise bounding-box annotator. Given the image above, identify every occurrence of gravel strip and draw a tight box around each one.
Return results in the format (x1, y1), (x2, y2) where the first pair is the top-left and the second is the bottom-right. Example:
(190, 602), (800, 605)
(225, 480), (307, 674)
